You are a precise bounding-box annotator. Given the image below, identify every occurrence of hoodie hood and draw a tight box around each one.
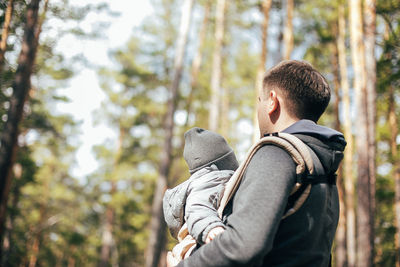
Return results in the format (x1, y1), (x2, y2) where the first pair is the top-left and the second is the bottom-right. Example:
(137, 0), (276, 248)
(282, 120), (346, 174)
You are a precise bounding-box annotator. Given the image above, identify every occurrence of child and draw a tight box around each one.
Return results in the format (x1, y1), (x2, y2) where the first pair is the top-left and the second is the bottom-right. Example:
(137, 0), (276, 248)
(163, 127), (238, 247)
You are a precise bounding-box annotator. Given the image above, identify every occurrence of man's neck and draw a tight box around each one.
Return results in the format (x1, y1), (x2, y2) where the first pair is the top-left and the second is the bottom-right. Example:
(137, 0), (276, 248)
(271, 116), (299, 133)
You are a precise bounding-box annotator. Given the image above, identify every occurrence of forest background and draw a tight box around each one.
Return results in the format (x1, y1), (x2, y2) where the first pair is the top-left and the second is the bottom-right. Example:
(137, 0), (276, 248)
(0, 0), (399, 266)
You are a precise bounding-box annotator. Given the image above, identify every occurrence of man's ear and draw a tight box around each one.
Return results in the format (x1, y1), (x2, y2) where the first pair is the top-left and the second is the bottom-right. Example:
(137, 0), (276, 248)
(267, 90), (279, 115)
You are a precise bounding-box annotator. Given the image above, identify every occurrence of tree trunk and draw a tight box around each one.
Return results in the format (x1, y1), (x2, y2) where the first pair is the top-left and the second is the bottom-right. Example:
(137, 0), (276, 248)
(0, 0), (41, 244)
(145, 1), (194, 266)
(67, 254), (76, 267)
(0, 0), (14, 73)
(100, 126), (124, 267)
(274, 5), (284, 64)
(349, 0), (373, 266)
(209, 0), (226, 131)
(220, 82), (229, 137)
(363, 0), (376, 255)
(190, 1), (210, 94)
(338, 4), (356, 266)
(283, 0), (294, 60)
(184, 0), (210, 128)
(100, 186), (116, 267)
(389, 85), (400, 267)
(158, 251), (167, 267)
(2, 162), (22, 265)
(177, 1), (210, 184)
(28, 170), (49, 267)
(252, 0), (272, 142)
(331, 38), (348, 267)
(28, 234), (40, 267)
(35, 0), (50, 48)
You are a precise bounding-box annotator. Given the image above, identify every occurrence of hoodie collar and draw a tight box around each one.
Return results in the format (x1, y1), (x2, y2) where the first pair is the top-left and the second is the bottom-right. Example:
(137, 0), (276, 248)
(282, 119), (346, 146)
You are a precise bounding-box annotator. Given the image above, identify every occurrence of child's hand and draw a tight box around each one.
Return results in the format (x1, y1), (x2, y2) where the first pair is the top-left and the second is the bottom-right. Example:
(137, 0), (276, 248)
(167, 251), (180, 267)
(205, 226), (225, 244)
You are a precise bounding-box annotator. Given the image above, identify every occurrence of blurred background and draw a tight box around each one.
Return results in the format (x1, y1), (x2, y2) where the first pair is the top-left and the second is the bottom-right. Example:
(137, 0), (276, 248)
(0, 0), (399, 266)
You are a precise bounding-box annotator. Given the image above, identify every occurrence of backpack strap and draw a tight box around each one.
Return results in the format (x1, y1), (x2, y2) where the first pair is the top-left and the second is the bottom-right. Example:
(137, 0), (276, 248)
(217, 132), (315, 219)
(283, 142), (325, 218)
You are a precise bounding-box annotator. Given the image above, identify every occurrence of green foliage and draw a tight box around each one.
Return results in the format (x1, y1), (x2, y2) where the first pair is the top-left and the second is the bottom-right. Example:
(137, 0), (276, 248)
(0, 0), (113, 266)
(88, 3), (179, 261)
(1, 0), (399, 265)
(375, 174), (397, 266)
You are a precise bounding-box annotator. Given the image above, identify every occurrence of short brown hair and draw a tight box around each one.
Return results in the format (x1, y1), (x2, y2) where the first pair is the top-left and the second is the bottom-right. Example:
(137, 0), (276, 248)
(262, 60), (330, 122)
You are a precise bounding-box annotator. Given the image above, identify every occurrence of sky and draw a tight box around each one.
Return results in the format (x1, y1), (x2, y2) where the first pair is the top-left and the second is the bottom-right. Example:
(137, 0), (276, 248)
(54, 0), (153, 179)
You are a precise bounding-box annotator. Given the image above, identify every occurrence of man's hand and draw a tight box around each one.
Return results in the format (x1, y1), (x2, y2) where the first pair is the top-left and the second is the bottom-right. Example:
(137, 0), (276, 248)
(167, 251), (180, 267)
(205, 226), (225, 244)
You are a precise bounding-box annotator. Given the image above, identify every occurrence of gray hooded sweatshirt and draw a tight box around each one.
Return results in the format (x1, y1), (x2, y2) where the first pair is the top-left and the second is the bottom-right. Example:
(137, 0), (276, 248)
(177, 120), (346, 267)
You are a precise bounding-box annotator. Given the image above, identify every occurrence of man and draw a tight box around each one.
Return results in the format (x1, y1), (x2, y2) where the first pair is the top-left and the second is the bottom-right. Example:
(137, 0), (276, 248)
(167, 60), (346, 266)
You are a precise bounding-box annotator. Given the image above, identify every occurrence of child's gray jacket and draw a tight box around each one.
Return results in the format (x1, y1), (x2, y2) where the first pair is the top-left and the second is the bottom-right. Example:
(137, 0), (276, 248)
(163, 165), (233, 244)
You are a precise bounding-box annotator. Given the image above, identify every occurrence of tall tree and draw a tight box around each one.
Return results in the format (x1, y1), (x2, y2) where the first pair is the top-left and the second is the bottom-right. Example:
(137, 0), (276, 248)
(252, 0), (272, 142)
(1, 1), (112, 265)
(145, 0), (194, 266)
(27, 171), (50, 267)
(331, 32), (348, 267)
(34, 0), (49, 48)
(99, 126), (124, 267)
(349, 0), (373, 265)
(363, 0), (377, 252)
(185, 0), (210, 128)
(0, 0), (14, 73)
(377, 4), (400, 264)
(283, 0), (294, 60)
(209, 0), (226, 131)
(337, 3), (356, 267)
(389, 84), (400, 267)
(0, 0), (41, 241)
(94, 34), (164, 265)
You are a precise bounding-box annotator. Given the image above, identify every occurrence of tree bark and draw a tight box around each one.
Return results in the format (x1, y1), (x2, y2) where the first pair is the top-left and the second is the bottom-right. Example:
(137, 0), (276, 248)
(145, 1), (194, 266)
(190, 1), (210, 95)
(283, 0), (294, 60)
(0, 0), (41, 243)
(0, 0), (14, 73)
(28, 234), (40, 267)
(349, 0), (373, 266)
(389, 84), (400, 267)
(274, 5), (284, 65)
(35, 0), (50, 48)
(208, 0), (226, 131)
(2, 162), (22, 265)
(28, 167), (49, 267)
(331, 38), (348, 267)
(253, 0), (272, 142)
(220, 79), (229, 137)
(100, 205), (115, 267)
(67, 254), (76, 267)
(337, 4), (355, 267)
(363, 0), (376, 255)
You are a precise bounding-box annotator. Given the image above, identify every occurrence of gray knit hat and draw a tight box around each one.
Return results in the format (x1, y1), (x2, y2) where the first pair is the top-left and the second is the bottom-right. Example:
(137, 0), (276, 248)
(183, 127), (239, 174)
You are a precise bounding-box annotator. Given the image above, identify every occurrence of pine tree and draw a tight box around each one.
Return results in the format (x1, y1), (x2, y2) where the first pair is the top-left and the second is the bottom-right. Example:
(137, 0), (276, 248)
(349, 0), (373, 265)
(0, 0), (41, 242)
(337, 3), (356, 266)
(146, 0), (194, 265)
(0, 0), (14, 73)
(209, 0), (226, 131)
